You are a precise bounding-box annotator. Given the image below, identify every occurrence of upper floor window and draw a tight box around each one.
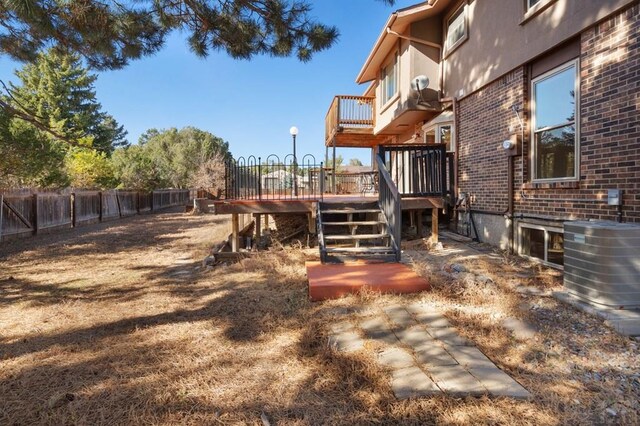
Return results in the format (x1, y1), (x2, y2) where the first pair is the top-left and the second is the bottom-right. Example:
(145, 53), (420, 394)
(527, 0), (542, 9)
(445, 4), (467, 54)
(531, 60), (579, 181)
(380, 53), (398, 106)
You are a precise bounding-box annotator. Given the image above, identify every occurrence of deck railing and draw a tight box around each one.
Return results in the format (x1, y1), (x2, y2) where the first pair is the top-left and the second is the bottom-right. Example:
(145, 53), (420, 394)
(224, 155), (324, 201)
(324, 171), (377, 195)
(379, 145), (447, 197)
(376, 154), (401, 262)
(325, 95), (375, 144)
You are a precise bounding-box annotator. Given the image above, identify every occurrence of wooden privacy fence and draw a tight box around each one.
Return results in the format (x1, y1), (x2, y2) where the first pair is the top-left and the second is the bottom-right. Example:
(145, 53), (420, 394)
(0, 189), (191, 241)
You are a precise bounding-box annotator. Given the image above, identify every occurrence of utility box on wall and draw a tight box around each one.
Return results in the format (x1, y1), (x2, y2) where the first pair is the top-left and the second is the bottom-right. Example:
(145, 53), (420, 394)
(564, 221), (640, 308)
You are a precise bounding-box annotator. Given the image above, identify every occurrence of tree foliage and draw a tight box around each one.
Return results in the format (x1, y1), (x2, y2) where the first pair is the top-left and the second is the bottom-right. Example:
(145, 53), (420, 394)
(8, 49), (128, 153)
(0, 0), (395, 70)
(348, 158), (363, 166)
(0, 50), (128, 187)
(65, 149), (117, 189)
(0, 107), (68, 187)
(112, 127), (231, 190)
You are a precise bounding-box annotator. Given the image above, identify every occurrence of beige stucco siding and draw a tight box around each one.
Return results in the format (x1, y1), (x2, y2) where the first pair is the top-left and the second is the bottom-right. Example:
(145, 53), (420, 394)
(373, 22), (442, 135)
(443, 0), (636, 98)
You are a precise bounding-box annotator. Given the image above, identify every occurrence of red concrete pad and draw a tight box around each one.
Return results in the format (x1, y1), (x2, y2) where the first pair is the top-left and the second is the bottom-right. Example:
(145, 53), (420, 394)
(306, 261), (430, 301)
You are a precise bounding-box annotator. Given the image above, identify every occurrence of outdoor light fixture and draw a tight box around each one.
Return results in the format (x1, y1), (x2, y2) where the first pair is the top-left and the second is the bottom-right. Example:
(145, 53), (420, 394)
(290, 126), (299, 196)
(502, 139), (515, 150)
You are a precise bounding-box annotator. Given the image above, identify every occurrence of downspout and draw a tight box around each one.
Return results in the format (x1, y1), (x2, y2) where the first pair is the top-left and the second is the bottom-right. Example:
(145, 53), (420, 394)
(453, 97), (459, 230)
(508, 154), (514, 254)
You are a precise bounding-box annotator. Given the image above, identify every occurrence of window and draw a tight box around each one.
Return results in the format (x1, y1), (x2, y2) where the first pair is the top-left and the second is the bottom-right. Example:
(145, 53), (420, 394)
(440, 125), (454, 152)
(520, 224), (564, 266)
(527, 0), (542, 9)
(445, 4), (467, 53)
(531, 60), (579, 181)
(424, 123), (455, 152)
(380, 53), (398, 106)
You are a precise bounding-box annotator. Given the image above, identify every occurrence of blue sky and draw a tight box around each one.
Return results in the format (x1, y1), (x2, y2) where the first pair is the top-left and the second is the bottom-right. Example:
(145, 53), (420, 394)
(0, 0), (420, 166)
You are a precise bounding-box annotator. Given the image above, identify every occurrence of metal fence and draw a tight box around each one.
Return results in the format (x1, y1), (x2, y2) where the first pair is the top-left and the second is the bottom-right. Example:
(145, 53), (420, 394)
(225, 154), (324, 201)
(0, 189), (191, 241)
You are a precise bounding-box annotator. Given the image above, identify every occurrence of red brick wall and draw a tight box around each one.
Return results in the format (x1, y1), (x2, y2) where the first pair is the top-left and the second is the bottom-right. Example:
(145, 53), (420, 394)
(457, 68), (525, 214)
(457, 4), (640, 224)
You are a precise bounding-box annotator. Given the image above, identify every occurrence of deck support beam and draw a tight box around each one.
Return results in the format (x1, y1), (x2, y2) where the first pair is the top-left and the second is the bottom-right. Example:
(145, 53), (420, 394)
(431, 208), (439, 244)
(231, 213), (239, 252)
(254, 214), (262, 241)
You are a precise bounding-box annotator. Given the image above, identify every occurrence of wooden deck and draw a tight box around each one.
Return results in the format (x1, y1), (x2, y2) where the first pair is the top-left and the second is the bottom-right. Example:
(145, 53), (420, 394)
(211, 194), (444, 215)
(211, 194), (444, 253)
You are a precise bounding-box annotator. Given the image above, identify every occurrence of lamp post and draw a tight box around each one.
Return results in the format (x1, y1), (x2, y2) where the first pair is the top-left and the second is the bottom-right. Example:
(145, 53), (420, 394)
(290, 126), (299, 196)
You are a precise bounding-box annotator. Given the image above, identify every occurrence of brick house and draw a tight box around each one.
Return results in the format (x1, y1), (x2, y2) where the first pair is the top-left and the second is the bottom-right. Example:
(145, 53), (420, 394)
(325, 0), (640, 267)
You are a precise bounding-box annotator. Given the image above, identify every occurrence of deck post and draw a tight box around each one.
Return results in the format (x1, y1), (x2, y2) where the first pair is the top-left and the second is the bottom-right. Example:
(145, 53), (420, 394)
(431, 208), (439, 244)
(254, 214), (262, 241)
(231, 213), (239, 252)
(264, 214), (269, 230)
(332, 139), (337, 194)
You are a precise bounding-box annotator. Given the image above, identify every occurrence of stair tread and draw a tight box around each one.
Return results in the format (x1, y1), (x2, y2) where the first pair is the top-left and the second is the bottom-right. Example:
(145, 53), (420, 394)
(324, 233), (389, 240)
(325, 247), (396, 253)
(321, 209), (381, 214)
(322, 221), (383, 226)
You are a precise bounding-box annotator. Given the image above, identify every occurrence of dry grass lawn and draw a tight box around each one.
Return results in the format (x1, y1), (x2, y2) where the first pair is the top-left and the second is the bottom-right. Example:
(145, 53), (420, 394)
(1, 210), (638, 425)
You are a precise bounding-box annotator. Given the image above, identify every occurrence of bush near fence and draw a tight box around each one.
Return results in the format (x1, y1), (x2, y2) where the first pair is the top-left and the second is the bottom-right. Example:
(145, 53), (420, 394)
(0, 189), (191, 242)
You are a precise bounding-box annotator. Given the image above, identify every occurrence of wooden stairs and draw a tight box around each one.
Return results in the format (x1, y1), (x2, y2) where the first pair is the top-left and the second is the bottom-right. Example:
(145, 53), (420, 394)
(317, 200), (398, 263)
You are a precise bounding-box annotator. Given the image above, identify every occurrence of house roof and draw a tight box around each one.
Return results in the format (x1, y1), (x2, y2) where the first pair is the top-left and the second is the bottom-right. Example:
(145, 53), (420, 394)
(355, 0), (451, 84)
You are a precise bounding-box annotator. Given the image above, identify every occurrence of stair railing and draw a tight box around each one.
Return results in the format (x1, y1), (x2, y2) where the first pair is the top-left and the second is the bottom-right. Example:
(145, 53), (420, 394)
(376, 154), (401, 262)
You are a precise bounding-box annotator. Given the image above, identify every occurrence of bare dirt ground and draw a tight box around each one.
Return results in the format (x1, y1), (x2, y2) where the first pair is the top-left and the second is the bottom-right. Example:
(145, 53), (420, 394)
(1, 210), (638, 425)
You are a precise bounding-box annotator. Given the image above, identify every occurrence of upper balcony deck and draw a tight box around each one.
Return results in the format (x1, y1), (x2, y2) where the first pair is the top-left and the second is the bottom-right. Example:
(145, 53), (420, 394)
(324, 95), (389, 148)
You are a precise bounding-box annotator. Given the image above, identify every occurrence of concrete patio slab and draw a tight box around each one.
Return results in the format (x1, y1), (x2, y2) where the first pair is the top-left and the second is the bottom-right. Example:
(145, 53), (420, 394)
(445, 345), (495, 368)
(468, 366), (531, 399)
(427, 364), (487, 396)
(360, 316), (399, 345)
(554, 291), (640, 337)
(328, 330), (365, 353)
(328, 303), (531, 400)
(394, 325), (434, 347)
(383, 305), (417, 328)
(376, 347), (416, 370)
(391, 366), (441, 400)
(428, 327), (473, 346)
(413, 342), (459, 367)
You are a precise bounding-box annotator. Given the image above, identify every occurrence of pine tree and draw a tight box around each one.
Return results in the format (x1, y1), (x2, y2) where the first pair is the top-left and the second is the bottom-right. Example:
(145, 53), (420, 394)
(0, 0), (383, 70)
(9, 49), (128, 154)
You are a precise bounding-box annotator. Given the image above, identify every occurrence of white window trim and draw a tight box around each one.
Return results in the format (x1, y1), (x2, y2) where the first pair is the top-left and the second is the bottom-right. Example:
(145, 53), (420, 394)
(530, 58), (580, 183)
(423, 122), (455, 152)
(379, 51), (400, 111)
(517, 223), (564, 269)
(444, 2), (468, 57)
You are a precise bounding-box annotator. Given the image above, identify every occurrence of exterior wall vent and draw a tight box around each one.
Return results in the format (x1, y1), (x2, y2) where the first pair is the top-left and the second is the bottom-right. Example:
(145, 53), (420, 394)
(563, 221), (640, 308)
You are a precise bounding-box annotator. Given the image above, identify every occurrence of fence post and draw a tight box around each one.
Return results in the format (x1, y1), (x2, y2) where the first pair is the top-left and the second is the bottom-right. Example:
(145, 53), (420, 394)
(71, 192), (76, 228)
(98, 191), (103, 222)
(32, 193), (38, 235)
(0, 194), (3, 242)
(258, 159), (262, 200)
(115, 190), (122, 217)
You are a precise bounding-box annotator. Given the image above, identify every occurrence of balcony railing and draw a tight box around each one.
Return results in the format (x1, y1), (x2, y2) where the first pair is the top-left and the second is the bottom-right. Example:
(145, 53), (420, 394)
(325, 95), (375, 144)
(378, 145), (447, 197)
